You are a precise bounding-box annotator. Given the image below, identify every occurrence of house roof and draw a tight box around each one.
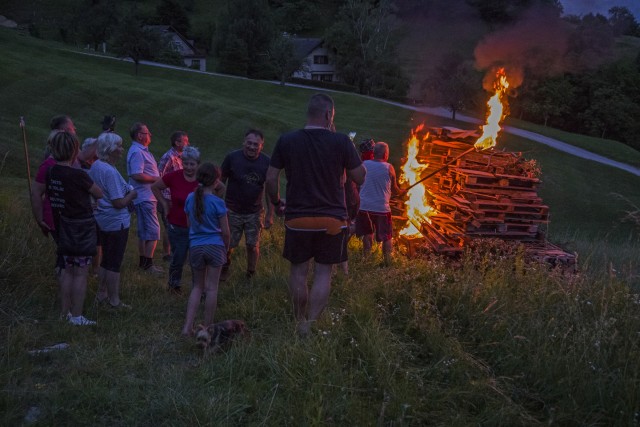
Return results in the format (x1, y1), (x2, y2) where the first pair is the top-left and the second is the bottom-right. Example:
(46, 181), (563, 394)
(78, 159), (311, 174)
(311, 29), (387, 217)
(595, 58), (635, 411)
(290, 38), (324, 59)
(144, 25), (205, 59)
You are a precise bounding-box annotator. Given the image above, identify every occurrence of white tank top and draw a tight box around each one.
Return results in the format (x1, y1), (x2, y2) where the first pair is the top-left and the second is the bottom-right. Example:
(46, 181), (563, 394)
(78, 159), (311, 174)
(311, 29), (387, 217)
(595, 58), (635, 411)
(359, 160), (391, 213)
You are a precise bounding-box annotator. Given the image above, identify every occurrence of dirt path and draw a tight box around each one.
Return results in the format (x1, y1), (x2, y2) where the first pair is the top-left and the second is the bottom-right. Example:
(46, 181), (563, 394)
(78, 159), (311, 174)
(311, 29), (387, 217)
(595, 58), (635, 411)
(377, 102), (640, 177)
(69, 51), (640, 177)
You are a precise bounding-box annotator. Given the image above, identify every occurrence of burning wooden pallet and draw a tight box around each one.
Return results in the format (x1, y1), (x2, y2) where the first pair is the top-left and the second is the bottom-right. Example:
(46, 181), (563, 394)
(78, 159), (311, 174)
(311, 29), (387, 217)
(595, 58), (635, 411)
(392, 127), (576, 268)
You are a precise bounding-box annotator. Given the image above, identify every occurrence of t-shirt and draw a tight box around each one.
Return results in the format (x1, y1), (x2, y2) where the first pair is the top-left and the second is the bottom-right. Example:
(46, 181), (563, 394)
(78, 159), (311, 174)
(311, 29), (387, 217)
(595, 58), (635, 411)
(35, 156), (57, 232)
(88, 159), (131, 232)
(158, 147), (183, 200)
(221, 150), (270, 214)
(162, 170), (198, 228)
(359, 160), (392, 213)
(270, 128), (362, 220)
(184, 192), (227, 247)
(127, 141), (159, 204)
(46, 165), (94, 230)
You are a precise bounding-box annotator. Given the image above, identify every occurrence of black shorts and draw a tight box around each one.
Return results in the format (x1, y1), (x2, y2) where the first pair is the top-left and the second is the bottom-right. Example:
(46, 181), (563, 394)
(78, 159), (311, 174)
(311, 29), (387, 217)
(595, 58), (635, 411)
(98, 227), (130, 272)
(283, 226), (349, 264)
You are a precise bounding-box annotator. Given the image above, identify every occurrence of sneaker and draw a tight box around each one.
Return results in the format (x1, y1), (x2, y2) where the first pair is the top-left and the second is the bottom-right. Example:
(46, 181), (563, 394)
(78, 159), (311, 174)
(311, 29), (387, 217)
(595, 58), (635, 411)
(168, 286), (182, 296)
(246, 270), (256, 279)
(144, 264), (165, 276)
(109, 302), (132, 310)
(162, 254), (172, 262)
(68, 315), (96, 326)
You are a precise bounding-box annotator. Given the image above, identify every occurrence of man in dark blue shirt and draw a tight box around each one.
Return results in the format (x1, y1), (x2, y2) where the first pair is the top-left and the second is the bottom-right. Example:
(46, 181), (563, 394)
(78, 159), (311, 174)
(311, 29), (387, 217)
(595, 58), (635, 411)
(220, 129), (273, 280)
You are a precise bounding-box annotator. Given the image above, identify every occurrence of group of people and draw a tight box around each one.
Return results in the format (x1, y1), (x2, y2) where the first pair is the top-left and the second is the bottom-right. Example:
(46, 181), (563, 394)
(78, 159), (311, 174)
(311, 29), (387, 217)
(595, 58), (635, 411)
(29, 93), (402, 337)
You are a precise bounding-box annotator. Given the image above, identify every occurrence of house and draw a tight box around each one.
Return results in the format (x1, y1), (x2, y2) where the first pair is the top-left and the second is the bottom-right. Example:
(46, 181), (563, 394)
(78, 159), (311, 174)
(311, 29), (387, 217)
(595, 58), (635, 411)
(291, 37), (339, 83)
(146, 25), (206, 72)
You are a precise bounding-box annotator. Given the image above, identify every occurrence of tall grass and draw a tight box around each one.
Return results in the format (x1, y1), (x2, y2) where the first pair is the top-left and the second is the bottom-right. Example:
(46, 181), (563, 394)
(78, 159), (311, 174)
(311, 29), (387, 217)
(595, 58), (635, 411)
(2, 29), (640, 425)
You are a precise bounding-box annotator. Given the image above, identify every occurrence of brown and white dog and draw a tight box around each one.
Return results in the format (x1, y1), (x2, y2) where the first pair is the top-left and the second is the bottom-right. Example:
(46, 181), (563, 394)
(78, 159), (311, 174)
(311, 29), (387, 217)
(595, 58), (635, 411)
(194, 320), (249, 353)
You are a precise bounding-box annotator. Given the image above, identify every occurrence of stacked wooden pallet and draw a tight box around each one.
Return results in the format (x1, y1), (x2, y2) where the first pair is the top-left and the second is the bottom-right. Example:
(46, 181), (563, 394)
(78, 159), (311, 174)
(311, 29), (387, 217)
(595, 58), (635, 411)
(392, 127), (575, 268)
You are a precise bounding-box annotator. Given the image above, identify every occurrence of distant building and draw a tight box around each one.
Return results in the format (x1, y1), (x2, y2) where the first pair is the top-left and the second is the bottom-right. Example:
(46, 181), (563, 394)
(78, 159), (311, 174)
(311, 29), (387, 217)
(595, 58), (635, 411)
(146, 25), (206, 72)
(290, 37), (339, 83)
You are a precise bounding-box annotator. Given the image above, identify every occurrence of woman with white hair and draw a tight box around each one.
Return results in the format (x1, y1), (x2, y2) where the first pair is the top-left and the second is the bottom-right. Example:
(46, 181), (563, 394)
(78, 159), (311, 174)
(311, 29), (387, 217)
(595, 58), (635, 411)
(88, 132), (138, 309)
(152, 146), (208, 294)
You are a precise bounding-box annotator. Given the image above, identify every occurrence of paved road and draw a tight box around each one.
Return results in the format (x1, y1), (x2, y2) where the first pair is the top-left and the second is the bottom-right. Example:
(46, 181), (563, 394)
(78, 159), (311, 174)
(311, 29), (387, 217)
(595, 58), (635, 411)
(73, 50), (640, 177)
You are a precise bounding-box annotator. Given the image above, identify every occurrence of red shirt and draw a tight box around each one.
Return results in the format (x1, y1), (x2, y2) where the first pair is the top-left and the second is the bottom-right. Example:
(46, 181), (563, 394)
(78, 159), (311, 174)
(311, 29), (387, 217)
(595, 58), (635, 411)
(162, 170), (197, 228)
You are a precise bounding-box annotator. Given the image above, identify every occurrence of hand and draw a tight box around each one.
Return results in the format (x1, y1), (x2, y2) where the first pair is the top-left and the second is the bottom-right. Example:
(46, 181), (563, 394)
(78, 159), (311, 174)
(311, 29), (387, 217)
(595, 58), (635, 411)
(275, 199), (286, 217)
(37, 220), (51, 236)
(264, 217), (273, 229)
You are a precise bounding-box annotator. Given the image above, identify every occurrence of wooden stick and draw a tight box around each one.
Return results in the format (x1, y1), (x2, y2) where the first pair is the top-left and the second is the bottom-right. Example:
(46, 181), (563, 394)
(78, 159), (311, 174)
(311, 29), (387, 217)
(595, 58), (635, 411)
(20, 117), (32, 194)
(405, 146), (477, 191)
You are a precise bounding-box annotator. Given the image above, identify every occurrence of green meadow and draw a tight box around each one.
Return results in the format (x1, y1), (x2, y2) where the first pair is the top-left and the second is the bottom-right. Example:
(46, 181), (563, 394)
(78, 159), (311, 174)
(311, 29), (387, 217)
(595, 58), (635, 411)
(1, 29), (639, 425)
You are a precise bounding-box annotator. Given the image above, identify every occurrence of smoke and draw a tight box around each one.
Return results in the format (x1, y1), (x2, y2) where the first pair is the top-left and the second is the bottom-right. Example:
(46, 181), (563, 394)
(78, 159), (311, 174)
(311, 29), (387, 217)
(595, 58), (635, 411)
(474, 5), (572, 90)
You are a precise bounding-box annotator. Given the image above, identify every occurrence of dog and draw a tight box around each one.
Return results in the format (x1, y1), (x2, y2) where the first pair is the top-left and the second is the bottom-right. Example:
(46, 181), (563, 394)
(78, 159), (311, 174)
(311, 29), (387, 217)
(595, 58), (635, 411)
(194, 320), (249, 353)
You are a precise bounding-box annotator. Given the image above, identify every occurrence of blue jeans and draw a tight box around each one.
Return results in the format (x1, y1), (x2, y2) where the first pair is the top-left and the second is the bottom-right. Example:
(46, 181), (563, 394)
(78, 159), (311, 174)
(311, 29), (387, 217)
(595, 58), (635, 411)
(167, 224), (190, 288)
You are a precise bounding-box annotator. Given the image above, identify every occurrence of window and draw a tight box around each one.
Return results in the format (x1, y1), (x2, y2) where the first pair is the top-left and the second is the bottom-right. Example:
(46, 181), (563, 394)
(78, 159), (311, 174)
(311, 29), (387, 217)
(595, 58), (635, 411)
(191, 59), (200, 69)
(320, 74), (333, 82)
(313, 55), (329, 64)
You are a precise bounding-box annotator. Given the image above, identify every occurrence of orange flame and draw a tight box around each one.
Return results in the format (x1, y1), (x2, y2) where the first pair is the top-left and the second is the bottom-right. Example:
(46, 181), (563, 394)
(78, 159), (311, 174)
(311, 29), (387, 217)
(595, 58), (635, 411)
(474, 68), (509, 150)
(398, 125), (436, 237)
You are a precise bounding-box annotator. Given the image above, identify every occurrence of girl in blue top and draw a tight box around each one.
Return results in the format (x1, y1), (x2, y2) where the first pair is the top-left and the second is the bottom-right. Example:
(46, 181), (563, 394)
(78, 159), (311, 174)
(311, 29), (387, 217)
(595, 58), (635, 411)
(181, 162), (230, 336)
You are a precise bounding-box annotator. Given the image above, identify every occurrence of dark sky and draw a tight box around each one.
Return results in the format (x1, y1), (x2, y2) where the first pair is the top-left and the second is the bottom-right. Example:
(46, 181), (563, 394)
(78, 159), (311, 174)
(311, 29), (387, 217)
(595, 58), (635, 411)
(561, 0), (640, 18)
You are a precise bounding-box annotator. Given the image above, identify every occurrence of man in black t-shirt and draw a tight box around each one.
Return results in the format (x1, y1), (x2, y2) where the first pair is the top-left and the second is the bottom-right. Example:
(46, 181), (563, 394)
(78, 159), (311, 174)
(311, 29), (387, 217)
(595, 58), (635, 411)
(266, 93), (366, 337)
(220, 129), (274, 280)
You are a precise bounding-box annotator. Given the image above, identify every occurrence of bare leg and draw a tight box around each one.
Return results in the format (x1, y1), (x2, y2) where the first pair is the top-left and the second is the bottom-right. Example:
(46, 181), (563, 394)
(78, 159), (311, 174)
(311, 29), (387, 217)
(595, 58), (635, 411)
(182, 267), (205, 335)
(70, 265), (89, 317)
(246, 244), (259, 273)
(289, 261), (310, 333)
(307, 262), (333, 324)
(143, 240), (158, 258)
(59, 267), (73, 317)
(203, 265), (221, 326)
(382, 239), (393, 265)
(96, 267), (108, 302)
(103, 269), (122, 306)
(362, 234), (374, 256)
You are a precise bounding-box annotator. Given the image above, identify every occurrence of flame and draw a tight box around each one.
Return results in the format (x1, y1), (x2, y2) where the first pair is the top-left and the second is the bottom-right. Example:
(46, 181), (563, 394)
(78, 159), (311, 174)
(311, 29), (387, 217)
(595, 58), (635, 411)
(398, 125), (437, 237)
(474, 68), (510, 150)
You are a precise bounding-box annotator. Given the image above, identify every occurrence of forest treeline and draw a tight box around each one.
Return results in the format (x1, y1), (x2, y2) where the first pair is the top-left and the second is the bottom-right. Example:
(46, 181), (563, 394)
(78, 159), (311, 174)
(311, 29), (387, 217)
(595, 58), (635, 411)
(2, 0), (639, 149)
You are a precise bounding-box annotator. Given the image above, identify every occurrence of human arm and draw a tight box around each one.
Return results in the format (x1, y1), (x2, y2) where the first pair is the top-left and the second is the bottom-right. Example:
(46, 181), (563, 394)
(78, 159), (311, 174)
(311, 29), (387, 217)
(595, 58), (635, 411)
(30, 180), (50, 235)
(151, 178), (170, 216)
(112, 190), (137, 209)
(263, 191), (274, 229)
(347, 164), (366, 186)
(214, 179), (226, 199)
(219, 214), (230, 251)
(388, 164), (402, 195)
(89, 183), (103, 200)
(265, 166), (285, 216)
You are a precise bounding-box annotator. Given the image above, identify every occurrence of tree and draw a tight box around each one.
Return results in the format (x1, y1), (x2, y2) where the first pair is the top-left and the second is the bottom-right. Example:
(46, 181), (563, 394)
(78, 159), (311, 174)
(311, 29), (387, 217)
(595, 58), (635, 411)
(565, 13), (615, 72)
(111, 15), (165, 75)
(272, 0), (320, 34)
(268, 34), (304, 85)
(325, 0), (409, 99)
(422, 53), (482, 120)
(520, 77), (574, 126)
(75, 0), (118, 51)
(215, 0), (276, 78)
(466, 0), (562, 26)
(155, 0), (190, 35)
(608, 6), (640, 37)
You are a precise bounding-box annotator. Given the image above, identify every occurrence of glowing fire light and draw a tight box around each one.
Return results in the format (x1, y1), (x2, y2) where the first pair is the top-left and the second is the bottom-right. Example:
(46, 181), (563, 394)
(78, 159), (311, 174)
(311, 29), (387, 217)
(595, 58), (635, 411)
(398, 125), (436, 237)
(474, 68), (510, 150)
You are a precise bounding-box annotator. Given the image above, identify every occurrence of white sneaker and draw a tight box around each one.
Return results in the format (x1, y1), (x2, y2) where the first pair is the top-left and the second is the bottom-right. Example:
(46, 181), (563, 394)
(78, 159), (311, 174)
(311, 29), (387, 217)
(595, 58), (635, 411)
(144, 264), (165, 276)
(68, 315), (96, 326)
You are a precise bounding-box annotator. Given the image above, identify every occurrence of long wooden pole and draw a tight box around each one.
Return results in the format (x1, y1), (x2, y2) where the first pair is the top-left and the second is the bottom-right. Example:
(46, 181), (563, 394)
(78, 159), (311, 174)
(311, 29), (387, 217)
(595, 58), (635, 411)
(20, 116), (32, 194)
(404, 146), (477, 191)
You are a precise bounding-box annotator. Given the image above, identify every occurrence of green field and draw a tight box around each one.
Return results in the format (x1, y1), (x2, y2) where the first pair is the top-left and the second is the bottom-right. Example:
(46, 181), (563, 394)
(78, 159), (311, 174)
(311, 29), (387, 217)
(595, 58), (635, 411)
(1, 29), (640, 425)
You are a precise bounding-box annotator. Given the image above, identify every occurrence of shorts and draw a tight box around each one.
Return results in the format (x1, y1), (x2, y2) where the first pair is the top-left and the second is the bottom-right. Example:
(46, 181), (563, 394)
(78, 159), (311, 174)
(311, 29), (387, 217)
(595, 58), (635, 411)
(228, 210), (263, 248)
(190, 244), (227, 270)
(355, 211), (393, 242)
(283, 226), (349, 264)
(135, 201), (160, 241)
(62, 256), (92, 268)
(97, 226), (129, 272)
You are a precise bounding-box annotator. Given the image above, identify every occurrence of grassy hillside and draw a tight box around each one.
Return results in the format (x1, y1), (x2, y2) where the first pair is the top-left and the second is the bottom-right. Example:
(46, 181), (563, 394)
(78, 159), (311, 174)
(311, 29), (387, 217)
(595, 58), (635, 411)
(1, 28), (639, 243)
(1, 29), (640, 425)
